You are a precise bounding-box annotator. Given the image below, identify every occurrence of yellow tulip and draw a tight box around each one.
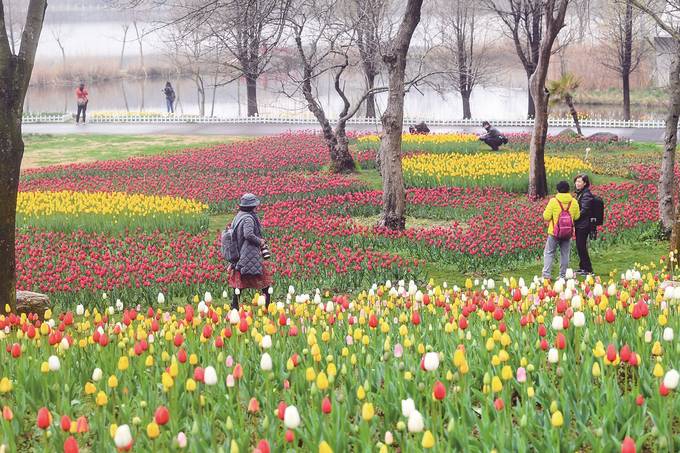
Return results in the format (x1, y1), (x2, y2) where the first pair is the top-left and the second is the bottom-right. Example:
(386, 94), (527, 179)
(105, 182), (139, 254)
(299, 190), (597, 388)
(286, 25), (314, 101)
(421, 430), (435, 449)
(146, 421), (160, 439)
(361, 402), (374, 421)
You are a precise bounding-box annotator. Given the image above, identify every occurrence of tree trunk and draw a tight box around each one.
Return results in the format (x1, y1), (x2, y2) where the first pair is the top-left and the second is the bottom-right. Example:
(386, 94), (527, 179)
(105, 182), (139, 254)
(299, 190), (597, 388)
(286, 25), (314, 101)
(133, 21), (146, 78)
(365, 71), (376, 118)
(120, 25), (129, 70)
(528, 0), (569, 200)
(246, 74), (258, 117)
(622, 70), (631, 122)
(331, 123), (356, 174)
(661, 49), (680, 239)
(0, 115), (23, 313)
(565, 94), (582, 136)
(461, 90), (472, 119)
(622, 0), (633, 122)
(378, 0), (423, 230)
(527, 75), (536, 119)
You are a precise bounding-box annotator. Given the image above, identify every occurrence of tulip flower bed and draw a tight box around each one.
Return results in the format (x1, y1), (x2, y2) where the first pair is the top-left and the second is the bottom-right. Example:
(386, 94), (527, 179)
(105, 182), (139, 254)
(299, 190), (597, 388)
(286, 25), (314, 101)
(17, 191), (209, 234)
(402, 152), (592, 192)
(1, 271), (680, 451)
(356, 133), (480, 153)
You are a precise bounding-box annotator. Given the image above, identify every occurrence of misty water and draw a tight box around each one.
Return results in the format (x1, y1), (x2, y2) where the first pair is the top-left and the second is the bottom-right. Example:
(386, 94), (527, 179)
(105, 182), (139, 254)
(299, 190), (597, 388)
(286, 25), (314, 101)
(25, 76), (665, 121)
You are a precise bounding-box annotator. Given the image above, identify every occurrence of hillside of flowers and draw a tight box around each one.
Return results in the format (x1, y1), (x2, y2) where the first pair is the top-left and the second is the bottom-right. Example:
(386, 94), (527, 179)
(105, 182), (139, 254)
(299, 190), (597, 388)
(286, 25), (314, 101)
(3, 132), (677, 450)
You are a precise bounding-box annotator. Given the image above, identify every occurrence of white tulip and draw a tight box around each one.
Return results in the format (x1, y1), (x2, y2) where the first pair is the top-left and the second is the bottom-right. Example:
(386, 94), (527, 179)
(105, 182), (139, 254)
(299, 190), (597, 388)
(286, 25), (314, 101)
(157, 292), (165, 304)
(204, 292), (213, 303)
(226, 374), (235, 387)
(488, 279), (496, 289)
(261, 335), (272, 349)
(385, 431), (394, 445)
(59, 337), (70, 352)
(401, 398), (415, 417)
(48, 355), (60, 371)
(565, 269), (574, 279)
(664, 285), (674, 300)
(548, 348), (559, 363)
(288, 285), (295, 295)
(197, 301), (208, 314)
(326, 302), (334, 313)
(663, 369), (679, 390)
(114, 425), (133, 449)
(385, 280), (392, 289)
(663, 327), (674, 342)
(284, 405), (301, 429)
(552, 316), (564, 331)
(92, 368), (103, 382)
(228, 309), (240, 324)
(573, 312), (585, 327)
(115, 299), (124, 311)
(314, 293), (322, 304)
(607, 284), (617, 296)
(222, 290), (228, 299)
(673, 286), (680, 300)
(407, 410), (425, 433)
(593, 284), (603, 297)
(423, 352), (440, 371)
(571, 295), (582, 310)
(204, 366), (218, 385)
(415, 290), (423, 302)
(644, 331), (653, 343)
(260, 353), (273, 371)
(76, 304), (84, 316)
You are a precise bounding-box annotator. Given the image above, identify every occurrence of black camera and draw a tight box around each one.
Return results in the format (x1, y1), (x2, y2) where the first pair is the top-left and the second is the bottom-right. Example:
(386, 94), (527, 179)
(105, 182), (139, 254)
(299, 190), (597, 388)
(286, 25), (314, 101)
(261, 243), (272, 260)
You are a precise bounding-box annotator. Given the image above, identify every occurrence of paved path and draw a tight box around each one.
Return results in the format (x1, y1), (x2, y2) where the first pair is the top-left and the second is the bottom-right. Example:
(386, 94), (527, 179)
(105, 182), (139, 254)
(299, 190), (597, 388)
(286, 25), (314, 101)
(22, 122), (666, 142)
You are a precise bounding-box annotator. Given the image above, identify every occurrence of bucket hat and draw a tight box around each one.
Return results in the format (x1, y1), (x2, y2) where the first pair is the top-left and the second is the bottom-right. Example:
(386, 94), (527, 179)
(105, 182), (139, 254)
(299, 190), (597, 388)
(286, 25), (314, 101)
(239, 193), (261, 208)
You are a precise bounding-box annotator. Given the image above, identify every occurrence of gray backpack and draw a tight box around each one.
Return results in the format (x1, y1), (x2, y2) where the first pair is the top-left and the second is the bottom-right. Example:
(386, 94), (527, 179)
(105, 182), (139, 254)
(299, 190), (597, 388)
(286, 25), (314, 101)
(220, 217), (244, 263)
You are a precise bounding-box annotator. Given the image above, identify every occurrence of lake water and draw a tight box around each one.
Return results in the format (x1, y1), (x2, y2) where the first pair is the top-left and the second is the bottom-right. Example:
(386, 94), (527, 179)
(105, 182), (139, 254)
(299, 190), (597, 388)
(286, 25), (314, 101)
(25, 76), (664, 121)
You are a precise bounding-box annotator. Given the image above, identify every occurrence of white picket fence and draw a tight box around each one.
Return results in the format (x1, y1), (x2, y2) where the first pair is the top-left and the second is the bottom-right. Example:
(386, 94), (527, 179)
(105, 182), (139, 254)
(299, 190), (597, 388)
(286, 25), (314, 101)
(21, 113), (667, 129)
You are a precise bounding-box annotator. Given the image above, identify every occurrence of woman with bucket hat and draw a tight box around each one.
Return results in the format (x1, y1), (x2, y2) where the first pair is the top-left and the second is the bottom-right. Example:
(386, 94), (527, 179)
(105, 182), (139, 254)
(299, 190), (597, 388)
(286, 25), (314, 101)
(227, 193), (273, 309)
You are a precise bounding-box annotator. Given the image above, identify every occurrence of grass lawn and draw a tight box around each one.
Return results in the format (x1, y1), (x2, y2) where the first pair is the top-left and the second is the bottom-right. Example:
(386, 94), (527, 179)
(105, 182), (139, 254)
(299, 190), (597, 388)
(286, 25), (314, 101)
(21, 134), (251, 168)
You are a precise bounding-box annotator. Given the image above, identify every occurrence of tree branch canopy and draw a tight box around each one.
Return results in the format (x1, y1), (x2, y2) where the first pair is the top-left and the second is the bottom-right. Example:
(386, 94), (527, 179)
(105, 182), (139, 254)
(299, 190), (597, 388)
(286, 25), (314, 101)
(17, 0), (47, 96)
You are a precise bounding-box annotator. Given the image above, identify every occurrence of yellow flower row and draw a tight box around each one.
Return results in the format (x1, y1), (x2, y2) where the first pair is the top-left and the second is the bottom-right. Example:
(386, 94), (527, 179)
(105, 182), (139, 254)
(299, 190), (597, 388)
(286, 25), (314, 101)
(403, 152), (591, 179)
(17, 191), (208, 218)
(357, 133), (479, 144)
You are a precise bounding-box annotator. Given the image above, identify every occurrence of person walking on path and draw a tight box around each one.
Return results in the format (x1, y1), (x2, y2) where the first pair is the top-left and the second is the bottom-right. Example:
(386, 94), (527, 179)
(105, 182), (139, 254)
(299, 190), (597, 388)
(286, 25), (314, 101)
(479, 121), (507, 151)
(227, 193), (273, 310)
(75, 83), (89, 124)
(162, 82), (176, 113)
(574, 174), (595, 275)
(542, 180), (580, 281)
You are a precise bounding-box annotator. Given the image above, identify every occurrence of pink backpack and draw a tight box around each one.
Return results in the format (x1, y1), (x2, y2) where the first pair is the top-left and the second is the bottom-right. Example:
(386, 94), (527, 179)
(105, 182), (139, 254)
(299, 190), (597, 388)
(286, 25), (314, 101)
(553, 200), (574, 240)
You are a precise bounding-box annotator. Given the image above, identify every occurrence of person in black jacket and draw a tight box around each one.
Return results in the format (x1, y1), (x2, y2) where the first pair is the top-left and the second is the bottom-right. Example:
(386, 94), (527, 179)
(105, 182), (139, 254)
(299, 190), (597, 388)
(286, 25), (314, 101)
(479, 121), (507, 151)
(574, 174), (594, 275)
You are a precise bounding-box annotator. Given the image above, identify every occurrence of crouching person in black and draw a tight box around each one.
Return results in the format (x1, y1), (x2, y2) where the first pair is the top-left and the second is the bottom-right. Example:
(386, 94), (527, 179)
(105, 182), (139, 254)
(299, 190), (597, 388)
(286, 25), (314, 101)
(479, 121), (507, 151)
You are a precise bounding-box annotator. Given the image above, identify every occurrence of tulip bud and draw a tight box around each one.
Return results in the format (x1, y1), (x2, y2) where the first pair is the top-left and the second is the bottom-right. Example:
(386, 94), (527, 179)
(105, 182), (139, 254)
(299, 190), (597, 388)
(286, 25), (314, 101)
(407, 410), (424, 433)
(573, 312), (585, 327)
(423, 352), (439, 371)
(260, 353), (273, 371)
(177, 432), (187, 448)
(401, 398), (415, 417)
(114, 425), (133, 449)
(204, 366), (217, 385)
(48, 355), (60, 372)
(283, 405), (301, 429)
(663, 328), (674, 342)
(663, 369), (679, 390)
(548, 348), (559, 364)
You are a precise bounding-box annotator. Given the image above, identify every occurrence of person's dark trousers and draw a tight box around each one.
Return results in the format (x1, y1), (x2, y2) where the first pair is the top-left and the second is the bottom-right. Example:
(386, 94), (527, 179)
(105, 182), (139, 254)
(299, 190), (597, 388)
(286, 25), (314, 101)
(482, 137), (502, 151)
(76, 104), (87, 123)
(166, 98), (174, 113)
(575, 227), (593, 273)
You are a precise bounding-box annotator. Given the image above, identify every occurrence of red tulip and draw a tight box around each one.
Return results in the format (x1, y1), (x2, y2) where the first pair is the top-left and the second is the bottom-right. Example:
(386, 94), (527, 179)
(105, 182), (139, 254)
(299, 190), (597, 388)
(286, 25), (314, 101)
(61, 415), (72, 431)
(277, 401), (286, 420)
(37, 407), (51, 429)
(285, 430), (295, 443)
(605, 308), (616, 323)
(154, 406), (170, 425)
(10, 343), (21, 358)
(555, 333), (566, 350)
(257, 440), (271, 453)
(173, 333), (184, 347)
(2, 406), (13, 421)
(635, 395), (644, 406)
(620, 345), (632, 363)
(494, 398), (504, 411)
(368, 314), (378, 328)
(433, 381), (446, 400)
(64, 436), (79, 453)
(606, 344), (617, 362)
(411, 311), (421, 325)
(621, 436), (636, 453)
(321, 397), (332, 414)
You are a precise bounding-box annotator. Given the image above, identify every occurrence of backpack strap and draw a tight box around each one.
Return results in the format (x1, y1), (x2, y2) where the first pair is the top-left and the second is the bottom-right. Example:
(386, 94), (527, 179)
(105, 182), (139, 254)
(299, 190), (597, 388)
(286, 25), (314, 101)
(556, 199), (571, 212)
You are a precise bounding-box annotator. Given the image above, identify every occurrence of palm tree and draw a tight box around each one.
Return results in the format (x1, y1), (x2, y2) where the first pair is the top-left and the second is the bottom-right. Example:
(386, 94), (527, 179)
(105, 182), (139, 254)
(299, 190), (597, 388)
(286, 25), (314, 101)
(548, 73), (583, 136)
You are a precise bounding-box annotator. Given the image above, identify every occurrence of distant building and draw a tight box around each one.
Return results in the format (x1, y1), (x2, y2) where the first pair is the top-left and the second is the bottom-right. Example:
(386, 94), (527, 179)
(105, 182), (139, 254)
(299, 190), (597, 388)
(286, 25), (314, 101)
(654, 36), (677, 87)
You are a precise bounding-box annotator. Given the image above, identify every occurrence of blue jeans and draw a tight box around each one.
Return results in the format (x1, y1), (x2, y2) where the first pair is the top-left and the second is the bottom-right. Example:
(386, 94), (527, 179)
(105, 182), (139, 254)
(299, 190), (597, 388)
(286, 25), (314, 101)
(166, 98), (174, 113)
(542, 235), (571, 279)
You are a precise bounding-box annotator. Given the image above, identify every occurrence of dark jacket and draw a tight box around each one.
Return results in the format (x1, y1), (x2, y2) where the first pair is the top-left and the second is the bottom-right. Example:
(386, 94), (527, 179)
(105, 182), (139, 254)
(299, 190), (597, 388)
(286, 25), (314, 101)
(481, 127), (501, 140)
(231, 211), (264, 275)
(163, 86), (176, 101)
(575, 187), (594, 230)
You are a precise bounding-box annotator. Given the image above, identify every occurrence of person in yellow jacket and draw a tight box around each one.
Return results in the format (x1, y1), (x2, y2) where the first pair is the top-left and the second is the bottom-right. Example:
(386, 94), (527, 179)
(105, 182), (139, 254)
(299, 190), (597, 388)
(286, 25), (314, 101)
(542, 180), (580, 280)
